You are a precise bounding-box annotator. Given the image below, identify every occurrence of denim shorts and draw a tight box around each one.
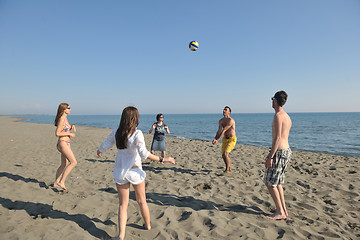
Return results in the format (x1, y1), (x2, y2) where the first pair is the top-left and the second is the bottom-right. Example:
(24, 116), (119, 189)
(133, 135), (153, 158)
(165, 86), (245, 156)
(263, 148), (292, 186)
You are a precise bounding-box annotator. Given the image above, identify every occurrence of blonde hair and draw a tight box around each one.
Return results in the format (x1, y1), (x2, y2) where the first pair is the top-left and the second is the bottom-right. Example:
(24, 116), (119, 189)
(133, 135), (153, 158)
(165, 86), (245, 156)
(54, 103), (69, 126)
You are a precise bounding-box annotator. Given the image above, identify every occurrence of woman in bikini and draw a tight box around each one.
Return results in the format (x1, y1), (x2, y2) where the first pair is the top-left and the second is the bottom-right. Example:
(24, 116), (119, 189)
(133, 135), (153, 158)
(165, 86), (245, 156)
(97, 106), (175, 240)
(54, 103), (77, 191)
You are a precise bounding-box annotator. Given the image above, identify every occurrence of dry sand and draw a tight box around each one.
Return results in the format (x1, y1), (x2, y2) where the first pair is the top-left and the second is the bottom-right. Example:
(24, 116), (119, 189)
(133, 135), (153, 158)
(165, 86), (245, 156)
(0, 116), (359, 240)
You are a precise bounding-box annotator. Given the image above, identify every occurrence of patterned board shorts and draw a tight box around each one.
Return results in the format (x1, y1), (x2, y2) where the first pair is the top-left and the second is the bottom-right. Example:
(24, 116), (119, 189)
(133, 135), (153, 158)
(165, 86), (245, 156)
(263, 148), (292, 187)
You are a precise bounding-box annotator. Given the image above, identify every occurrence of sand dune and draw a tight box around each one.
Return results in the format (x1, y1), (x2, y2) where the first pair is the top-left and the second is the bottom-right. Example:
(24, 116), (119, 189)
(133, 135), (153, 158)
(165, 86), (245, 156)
(0, 116), (359, 239)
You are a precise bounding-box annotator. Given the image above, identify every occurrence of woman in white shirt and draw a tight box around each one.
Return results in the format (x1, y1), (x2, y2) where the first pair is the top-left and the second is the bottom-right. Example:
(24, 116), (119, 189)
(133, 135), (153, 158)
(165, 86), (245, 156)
(97, 106), (175, 240)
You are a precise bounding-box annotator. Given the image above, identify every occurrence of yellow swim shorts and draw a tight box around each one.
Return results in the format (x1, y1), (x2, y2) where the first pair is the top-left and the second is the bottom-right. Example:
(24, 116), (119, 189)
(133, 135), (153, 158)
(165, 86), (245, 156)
(221, 136), (237, 153)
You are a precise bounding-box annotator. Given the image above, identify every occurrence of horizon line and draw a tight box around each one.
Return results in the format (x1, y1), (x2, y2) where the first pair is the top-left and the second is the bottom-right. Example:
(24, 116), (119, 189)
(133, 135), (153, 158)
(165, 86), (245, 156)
(2, 111), (360, 116)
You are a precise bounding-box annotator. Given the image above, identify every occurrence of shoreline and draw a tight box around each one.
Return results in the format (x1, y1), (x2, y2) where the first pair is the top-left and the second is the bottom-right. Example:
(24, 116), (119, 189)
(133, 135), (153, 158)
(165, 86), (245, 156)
(9, 115), (359, 158)
(1, 116), (359, 239)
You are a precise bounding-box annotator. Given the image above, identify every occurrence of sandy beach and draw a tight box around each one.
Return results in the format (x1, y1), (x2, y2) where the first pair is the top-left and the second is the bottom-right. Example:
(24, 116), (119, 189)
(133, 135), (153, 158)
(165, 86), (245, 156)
(0, 116), (359, 240)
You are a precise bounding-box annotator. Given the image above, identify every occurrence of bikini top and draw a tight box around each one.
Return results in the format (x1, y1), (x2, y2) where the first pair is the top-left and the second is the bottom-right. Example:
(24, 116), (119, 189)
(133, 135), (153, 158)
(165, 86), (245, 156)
(63, 123), (71, 132)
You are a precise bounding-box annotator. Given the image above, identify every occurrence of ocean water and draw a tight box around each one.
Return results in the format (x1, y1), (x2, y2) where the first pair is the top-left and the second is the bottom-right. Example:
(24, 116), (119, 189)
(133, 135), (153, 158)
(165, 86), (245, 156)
(15, 112), (360, 158)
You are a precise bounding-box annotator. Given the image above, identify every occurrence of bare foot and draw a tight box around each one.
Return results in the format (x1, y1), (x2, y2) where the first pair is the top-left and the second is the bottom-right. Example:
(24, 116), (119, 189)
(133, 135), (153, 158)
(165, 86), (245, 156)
(55, 182), (67, 191)
(266, 213), (286, 220)
(269, 209), (288, 217)
(144, 224), (151, 230)
(218, 171), (228, 176)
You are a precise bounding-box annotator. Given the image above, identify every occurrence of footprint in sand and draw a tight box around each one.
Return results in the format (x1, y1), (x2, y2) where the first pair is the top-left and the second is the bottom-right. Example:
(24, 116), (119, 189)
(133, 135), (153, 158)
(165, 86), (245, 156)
(300, 216), (315, 225)
(203, 218), (215, 231)
(193, 183), (211, 191)
(178, 211), (192, 221)
(323, 199), (337, 206)
(252, 196), (264, 204)
(296, 180), (310, 189)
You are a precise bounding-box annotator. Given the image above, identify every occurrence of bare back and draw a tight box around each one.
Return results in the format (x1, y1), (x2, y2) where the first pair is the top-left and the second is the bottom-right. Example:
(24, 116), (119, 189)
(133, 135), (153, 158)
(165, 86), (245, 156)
(272, 110), (291, 150)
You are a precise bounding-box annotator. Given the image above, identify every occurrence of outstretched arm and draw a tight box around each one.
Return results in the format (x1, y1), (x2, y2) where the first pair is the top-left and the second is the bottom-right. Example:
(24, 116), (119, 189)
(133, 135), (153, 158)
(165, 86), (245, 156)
(212, 119), (234, 144)
(212, 120), (223, 144)
(147, 153), (175, 164)
(97, 129), (116, 156)
(135, 131), (175, 164)
(218, 120), (234, 140)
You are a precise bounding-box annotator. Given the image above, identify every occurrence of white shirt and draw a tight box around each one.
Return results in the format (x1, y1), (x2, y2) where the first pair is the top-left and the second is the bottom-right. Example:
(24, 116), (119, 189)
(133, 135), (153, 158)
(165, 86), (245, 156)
(98, 128), (150, 183)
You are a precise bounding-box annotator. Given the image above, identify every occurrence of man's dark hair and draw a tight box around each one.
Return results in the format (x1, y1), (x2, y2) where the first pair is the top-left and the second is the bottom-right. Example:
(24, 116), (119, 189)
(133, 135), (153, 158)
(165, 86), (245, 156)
(274, 91), (288, 107)
(224, 106), (231, 113)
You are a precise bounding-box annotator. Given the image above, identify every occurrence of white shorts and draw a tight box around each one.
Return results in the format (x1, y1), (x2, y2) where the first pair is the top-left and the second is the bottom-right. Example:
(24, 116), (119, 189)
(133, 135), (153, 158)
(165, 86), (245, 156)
(115, 168), (146, 185)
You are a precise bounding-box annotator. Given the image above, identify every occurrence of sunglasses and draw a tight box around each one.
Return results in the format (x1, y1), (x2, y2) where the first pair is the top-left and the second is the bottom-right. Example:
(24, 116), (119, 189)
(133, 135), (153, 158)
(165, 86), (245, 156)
(67, 107), (71, 109)
(271, 97), (276, 101)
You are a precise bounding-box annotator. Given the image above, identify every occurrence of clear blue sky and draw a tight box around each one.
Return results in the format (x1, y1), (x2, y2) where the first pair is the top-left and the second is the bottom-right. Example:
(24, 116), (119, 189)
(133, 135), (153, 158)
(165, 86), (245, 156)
(1, 0), (359, 115)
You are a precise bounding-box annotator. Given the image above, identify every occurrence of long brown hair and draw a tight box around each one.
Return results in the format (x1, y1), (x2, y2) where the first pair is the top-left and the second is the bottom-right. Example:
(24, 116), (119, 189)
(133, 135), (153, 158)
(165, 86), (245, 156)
(116, 106), (139, 149)
(54, 103), (69, 126)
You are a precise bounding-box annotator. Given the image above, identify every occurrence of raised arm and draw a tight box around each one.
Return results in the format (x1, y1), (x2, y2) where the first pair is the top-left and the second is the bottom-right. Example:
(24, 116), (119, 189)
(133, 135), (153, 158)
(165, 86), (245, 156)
(164, 124), (170, 134)
(149, 123), (156, 134)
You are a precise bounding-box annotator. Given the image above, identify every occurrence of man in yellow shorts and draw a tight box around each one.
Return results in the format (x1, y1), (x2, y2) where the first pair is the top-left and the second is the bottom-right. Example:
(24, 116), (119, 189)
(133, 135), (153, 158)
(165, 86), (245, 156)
(212, 106), (236, 174)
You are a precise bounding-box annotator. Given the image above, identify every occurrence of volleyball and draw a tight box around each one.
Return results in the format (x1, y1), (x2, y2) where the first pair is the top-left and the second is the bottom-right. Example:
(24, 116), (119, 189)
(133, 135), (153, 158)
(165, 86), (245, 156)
(189, 41), (199, 51)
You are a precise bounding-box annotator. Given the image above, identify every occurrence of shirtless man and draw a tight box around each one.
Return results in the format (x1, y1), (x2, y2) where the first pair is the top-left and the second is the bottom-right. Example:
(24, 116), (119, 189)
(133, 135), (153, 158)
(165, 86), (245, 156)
(264, 90), (292, 220)
(212, 106), (236, 174)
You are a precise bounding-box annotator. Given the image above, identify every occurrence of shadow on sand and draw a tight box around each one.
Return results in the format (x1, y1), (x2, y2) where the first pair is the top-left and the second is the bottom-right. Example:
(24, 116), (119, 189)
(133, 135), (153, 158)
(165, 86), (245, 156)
(99, 187), (263, 216)
(0, 172), (49, 189)
(142, 162), (211, 176)
(85, 158), (115, 163)
(0, 197), (113, 239)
